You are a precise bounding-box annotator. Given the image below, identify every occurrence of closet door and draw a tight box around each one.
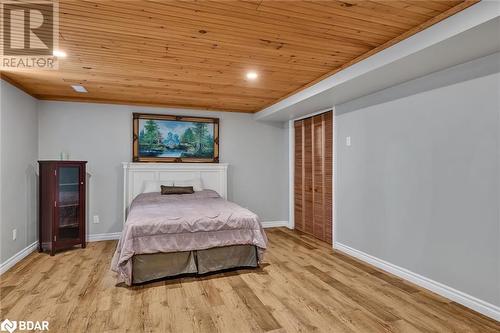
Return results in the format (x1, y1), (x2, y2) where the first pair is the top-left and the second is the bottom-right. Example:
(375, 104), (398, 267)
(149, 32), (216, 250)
(294, 120), (304, 232)
(303, 117), (314, 235)
(312, 114), (324, 240)
(294, 111), (333, 244)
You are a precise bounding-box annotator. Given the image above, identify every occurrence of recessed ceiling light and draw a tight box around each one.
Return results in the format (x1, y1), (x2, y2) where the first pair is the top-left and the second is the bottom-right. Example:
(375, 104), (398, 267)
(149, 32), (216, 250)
(246, 71), (258, 80)
(53, 50), (67, 58)
(71, 85), (87, 93)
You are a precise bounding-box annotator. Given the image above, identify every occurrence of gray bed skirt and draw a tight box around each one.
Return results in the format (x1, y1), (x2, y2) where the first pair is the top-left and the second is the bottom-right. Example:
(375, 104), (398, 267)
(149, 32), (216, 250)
(131, 244), (258, 284)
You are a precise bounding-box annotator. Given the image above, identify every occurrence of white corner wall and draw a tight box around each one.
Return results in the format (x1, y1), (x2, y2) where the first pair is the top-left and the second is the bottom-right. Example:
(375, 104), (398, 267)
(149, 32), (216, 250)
(0, 80), (39, 265)
(335, 54), (500, 315)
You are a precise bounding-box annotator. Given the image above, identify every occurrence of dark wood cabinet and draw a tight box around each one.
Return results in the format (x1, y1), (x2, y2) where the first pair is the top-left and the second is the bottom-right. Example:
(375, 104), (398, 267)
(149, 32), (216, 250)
(38, 161), (87, 255)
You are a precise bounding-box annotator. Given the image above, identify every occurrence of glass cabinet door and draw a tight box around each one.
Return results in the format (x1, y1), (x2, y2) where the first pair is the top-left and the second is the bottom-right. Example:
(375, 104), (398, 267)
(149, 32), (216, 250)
(57, 166), (81, 241)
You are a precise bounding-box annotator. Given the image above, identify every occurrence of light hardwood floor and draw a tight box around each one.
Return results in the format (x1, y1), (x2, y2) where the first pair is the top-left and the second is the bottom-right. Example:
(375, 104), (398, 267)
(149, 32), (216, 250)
(1, 227), (499, 332)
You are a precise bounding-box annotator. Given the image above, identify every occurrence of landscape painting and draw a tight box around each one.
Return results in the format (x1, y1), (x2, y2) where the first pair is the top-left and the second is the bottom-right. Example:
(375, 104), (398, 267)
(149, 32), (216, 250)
(132, 113), (219, 163)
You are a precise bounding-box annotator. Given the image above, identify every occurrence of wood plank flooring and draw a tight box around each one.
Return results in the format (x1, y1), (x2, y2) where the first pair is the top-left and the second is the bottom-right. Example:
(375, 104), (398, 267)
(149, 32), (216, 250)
(1, 227), (499, 332)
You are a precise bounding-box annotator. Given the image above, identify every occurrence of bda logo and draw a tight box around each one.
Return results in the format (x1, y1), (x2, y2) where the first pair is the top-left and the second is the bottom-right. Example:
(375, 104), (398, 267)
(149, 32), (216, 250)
(0, 319), (17, 333)
(0, 319), (48, 332)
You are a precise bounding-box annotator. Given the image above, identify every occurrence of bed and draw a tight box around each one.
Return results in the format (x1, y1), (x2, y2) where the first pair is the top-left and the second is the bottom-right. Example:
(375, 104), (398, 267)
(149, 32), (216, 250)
(111, 163), (268, 285)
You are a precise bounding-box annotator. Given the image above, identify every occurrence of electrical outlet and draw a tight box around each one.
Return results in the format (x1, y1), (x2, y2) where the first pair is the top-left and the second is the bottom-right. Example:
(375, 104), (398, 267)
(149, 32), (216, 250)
(12, 229), (17, 241)
(346, 136), (351, 147)
(93, 215), (100, 224)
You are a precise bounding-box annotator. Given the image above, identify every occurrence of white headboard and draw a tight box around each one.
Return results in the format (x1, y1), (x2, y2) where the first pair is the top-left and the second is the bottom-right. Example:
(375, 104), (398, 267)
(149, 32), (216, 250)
(122, 162), (228, 222)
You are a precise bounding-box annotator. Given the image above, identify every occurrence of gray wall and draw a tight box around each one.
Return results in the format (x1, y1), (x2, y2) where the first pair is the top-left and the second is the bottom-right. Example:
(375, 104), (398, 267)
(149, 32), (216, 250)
(38, 102), (289, 235)
(335, 60), (500, 306)
(0, 81), (39, 263)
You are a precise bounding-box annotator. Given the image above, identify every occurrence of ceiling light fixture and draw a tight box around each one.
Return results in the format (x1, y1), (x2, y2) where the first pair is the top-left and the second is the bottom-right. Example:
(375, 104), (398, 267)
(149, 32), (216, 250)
(71, 85), (88, 93)
(53, 50), (67, 58)
(246, 71), (258, 80)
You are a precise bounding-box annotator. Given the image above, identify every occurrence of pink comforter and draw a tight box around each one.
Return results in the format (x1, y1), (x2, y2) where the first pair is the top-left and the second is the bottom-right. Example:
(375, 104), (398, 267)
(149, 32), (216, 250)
(111, 190), (268, 285)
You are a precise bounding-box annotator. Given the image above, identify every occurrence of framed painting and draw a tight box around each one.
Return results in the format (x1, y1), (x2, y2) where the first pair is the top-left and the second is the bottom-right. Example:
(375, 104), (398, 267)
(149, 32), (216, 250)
(132, 113), (219, 163)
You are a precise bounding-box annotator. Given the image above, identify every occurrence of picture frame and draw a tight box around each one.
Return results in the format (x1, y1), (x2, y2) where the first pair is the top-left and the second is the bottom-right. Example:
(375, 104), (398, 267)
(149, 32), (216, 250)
(132, 113), (219, 163)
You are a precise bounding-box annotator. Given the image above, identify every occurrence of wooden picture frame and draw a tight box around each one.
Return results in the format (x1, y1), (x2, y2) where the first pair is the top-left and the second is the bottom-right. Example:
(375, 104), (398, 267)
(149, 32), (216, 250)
(132, 113), (219, 163)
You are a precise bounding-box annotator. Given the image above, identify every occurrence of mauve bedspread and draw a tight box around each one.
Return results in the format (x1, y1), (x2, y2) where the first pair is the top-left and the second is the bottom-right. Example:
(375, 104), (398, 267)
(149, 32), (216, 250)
(111, 190), (268, 285)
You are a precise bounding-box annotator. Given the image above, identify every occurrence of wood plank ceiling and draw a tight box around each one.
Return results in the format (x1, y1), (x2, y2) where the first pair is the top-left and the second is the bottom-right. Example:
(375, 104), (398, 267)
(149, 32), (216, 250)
(1, 0), (477, 112)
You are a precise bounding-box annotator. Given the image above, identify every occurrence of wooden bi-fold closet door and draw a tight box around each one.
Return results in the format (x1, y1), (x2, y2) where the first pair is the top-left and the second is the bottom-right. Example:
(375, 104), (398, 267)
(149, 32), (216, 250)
(294, 111), (333, 243)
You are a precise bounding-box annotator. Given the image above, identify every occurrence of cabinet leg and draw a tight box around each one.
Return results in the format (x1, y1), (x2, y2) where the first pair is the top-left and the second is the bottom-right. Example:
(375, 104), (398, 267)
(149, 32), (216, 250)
(82, 242), (86, 249)
(50, 248), (55, 256)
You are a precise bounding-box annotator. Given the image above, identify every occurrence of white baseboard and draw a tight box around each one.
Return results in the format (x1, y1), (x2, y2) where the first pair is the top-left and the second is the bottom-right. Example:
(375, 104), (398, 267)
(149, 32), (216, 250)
(261, 221), (289, 228)
(336, 242), (500, 322)
(87, 232), (122, 242)
(0, 233), (121, 276)
(0, 241), (39, 275)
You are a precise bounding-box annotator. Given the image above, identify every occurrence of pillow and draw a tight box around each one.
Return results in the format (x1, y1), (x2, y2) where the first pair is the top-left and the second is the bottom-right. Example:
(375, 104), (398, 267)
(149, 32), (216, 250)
(160, 185), (194, 195)
(143, 180), (174, 193)
(174, 178), (203, 192)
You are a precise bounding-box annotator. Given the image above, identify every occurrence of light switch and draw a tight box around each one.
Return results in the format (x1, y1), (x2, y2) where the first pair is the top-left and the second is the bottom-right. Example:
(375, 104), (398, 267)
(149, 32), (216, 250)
(346, 136), (351, 147)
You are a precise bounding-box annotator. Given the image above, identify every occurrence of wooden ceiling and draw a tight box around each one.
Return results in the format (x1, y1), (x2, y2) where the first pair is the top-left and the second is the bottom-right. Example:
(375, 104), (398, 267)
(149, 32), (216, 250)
(1, 0), (477, 113)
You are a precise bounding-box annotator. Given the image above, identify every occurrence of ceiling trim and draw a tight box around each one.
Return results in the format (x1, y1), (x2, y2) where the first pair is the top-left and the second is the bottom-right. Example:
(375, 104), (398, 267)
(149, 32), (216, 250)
(254, 0), (499, 121)
(35, 95), (254, 113)
(0, 75), (38, 99)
